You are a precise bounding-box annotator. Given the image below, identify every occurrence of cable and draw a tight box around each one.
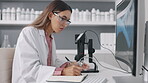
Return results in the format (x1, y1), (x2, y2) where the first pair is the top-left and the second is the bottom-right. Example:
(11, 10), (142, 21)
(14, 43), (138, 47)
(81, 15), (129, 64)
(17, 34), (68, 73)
(94, 56), (131, 74)
(78, 55), (131, 74)
(83, 30), (131, 73)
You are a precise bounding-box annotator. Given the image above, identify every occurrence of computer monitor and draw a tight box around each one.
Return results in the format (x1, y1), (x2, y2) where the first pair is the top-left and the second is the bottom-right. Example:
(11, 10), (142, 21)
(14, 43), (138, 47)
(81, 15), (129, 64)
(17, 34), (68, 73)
(115, 0), (145, 76)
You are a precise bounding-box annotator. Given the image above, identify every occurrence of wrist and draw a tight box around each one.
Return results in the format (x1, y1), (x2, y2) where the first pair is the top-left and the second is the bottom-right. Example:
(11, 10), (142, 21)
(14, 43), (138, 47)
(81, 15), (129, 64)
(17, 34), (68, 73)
(61, 68), (66, 76)
(53, 67), (64, 76)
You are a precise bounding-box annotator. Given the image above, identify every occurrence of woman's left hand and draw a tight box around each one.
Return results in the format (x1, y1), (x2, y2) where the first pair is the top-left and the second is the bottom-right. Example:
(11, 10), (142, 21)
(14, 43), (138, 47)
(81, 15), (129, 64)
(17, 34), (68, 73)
(81, 63), (89, 70)
(67, 61), (89, 70)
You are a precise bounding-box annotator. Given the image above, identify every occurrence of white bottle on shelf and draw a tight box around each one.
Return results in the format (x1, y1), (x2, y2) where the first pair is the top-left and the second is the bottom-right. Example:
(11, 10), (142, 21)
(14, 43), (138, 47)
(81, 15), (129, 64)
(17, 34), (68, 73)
(71, 9), (75, 22)
(109, 9), (114, 22)
(88, 11), (91, 22)
(85, 10), (90, 22)
(21, 8), (25, 21)
(81, 10), (84, 22)
(79, 10), (83, 22)
(30, 8), (35, 21)
(91, 8), (96, 22)
(83, 10), (87, 22)
(16, 7), (21, 21)
(96, 9), (100, 22)
(6, 7), (11, 20)
(104, 12), (109, 22)
(2, 9), (6, 20)
(10, 7), (15, 21)
(75, 8), (79, 21)
(25, 8), (30, 21)
(83, 10), (86, 22)
(100, 12), (105, 22)
(34, 11), (40, 19)
(1, 35), (11, 48)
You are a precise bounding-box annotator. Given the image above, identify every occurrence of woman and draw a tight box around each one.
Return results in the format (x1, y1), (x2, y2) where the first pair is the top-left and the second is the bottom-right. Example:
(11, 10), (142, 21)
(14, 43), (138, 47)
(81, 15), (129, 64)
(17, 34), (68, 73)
(12, 0), (89, 83)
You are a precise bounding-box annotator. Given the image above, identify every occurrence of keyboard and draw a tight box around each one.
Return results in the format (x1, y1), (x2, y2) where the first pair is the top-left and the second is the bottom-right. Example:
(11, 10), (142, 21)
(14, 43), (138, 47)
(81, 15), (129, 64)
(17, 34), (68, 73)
(82, 74), (107, 83)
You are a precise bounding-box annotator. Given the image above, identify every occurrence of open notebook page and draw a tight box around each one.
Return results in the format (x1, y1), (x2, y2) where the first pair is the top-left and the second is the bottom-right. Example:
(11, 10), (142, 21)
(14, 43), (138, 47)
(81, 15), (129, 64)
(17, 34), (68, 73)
(46, 74), (88, 83)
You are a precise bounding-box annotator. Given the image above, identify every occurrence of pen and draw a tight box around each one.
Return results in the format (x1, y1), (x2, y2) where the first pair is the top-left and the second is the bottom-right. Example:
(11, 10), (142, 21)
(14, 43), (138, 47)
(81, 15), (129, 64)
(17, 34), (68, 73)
(65, 56), (83, 66)
(65, 56), (70, 61)
(65, 56), (72, 63)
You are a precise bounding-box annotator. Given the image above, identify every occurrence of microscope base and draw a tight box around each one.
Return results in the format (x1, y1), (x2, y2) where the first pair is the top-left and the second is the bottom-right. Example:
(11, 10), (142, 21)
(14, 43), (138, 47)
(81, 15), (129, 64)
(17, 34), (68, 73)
(81, 69), (99, 73)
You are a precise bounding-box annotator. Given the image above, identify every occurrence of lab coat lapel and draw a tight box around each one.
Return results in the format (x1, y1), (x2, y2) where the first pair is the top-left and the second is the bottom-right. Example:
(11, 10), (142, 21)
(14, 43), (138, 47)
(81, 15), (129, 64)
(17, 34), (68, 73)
(38, 30), (56, 66)
(38, 29), (48, 50)
(51, 35), (56, 66)
(38, 29), (49, 65)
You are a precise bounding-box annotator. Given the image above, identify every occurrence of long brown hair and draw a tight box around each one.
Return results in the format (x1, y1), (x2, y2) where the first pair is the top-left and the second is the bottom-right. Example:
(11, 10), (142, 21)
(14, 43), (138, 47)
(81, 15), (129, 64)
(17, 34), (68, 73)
(28, 0), (72, 30)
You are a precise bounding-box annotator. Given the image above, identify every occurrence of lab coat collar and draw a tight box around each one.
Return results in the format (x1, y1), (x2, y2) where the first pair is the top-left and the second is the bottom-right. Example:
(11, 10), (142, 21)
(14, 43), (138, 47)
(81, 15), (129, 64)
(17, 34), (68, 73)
(38, 29), (45, 37)
(38, 29), (54, 51)
(38, 29), (54, 38)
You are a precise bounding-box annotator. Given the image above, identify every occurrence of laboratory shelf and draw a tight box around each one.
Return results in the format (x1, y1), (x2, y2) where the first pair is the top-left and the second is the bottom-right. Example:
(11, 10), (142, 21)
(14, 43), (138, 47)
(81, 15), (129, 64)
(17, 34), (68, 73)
(0, 0), (115, 2)
(0, 20), (116, 26)
(71, 21), (116, 26)
(0, 21), (31, 26)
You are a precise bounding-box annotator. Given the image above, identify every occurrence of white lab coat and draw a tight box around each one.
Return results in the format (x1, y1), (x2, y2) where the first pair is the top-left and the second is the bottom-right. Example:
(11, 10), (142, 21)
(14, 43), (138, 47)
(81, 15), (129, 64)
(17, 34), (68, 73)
(12, 26), (65, 83)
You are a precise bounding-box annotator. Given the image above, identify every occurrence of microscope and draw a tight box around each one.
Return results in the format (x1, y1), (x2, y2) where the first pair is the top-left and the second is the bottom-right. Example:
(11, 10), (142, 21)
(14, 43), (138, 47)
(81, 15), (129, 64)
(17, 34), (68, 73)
(75, 33), (99, 73)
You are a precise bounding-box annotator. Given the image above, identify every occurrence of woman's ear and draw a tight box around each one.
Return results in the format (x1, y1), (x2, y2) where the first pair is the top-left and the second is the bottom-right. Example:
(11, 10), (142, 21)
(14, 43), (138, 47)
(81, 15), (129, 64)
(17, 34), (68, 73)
(48, 12), (53, 20)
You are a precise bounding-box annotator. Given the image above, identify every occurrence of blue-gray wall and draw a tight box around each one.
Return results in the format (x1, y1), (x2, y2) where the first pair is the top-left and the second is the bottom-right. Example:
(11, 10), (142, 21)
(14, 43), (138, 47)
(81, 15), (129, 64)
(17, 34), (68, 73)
(0, 1), (115, 49)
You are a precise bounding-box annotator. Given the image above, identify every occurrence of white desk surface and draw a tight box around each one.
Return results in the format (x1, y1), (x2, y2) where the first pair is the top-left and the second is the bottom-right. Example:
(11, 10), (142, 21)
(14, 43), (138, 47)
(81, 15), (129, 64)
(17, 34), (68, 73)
(88, 62), (147, 83)
(46, 62), (146, 83)
(90, 62), (131, 83)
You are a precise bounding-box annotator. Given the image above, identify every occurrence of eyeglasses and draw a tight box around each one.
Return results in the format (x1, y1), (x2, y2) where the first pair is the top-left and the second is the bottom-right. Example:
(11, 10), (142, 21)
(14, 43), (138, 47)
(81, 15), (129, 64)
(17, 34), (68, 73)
(53, 12), (71, 25)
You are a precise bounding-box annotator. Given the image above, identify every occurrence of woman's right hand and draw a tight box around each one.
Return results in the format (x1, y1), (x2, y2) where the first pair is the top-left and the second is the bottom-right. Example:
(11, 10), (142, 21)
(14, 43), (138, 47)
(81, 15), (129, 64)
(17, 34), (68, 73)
(61, 65), (83, 76)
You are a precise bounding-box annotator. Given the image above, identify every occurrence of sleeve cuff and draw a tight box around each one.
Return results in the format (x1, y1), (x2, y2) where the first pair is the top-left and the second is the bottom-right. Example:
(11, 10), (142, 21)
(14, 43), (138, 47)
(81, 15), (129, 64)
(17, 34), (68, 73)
(53, 62), (69, 76)
(53, 67), (64, 76)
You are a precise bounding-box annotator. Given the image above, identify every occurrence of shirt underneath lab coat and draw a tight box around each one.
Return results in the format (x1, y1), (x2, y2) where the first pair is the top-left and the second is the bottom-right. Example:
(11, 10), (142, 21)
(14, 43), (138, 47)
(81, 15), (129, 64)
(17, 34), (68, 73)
(12, 26), (65, 83)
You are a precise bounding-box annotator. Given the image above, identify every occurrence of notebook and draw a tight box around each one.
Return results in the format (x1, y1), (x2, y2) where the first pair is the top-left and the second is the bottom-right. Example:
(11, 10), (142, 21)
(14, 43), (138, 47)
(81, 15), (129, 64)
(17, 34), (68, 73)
(46, 74), (88, 83)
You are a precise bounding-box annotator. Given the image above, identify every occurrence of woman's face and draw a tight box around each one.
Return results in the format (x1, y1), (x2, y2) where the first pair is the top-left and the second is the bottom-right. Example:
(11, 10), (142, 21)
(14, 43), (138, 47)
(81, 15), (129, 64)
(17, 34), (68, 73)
(50, 10), (71, 33)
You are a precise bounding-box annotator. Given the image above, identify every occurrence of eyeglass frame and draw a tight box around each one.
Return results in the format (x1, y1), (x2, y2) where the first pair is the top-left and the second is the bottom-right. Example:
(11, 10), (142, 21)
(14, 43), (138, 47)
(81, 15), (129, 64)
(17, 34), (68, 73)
(52, 12), (71, 25)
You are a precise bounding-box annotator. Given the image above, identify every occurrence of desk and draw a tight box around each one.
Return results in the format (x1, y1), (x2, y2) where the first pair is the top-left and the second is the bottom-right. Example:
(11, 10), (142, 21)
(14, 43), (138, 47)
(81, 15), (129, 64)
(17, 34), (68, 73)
(89, 62), (148, 83)
(56, 50), (147, 83)
(45, 62), (146, 83)
(88, 62), (130, 83)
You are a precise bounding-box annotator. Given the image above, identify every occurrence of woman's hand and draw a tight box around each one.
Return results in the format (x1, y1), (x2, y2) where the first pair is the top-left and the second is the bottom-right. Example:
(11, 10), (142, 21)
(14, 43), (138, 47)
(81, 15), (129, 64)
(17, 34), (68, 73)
(61, 62), (90, 76)
(68, 62), (89, 70)
(62, 65), (83, 76)
(81, 63), (89, 70)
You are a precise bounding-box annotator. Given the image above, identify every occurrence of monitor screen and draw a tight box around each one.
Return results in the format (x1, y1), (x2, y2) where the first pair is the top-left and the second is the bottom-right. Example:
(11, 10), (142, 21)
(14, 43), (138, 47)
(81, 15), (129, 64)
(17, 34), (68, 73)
(115, 0), (145, 76)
